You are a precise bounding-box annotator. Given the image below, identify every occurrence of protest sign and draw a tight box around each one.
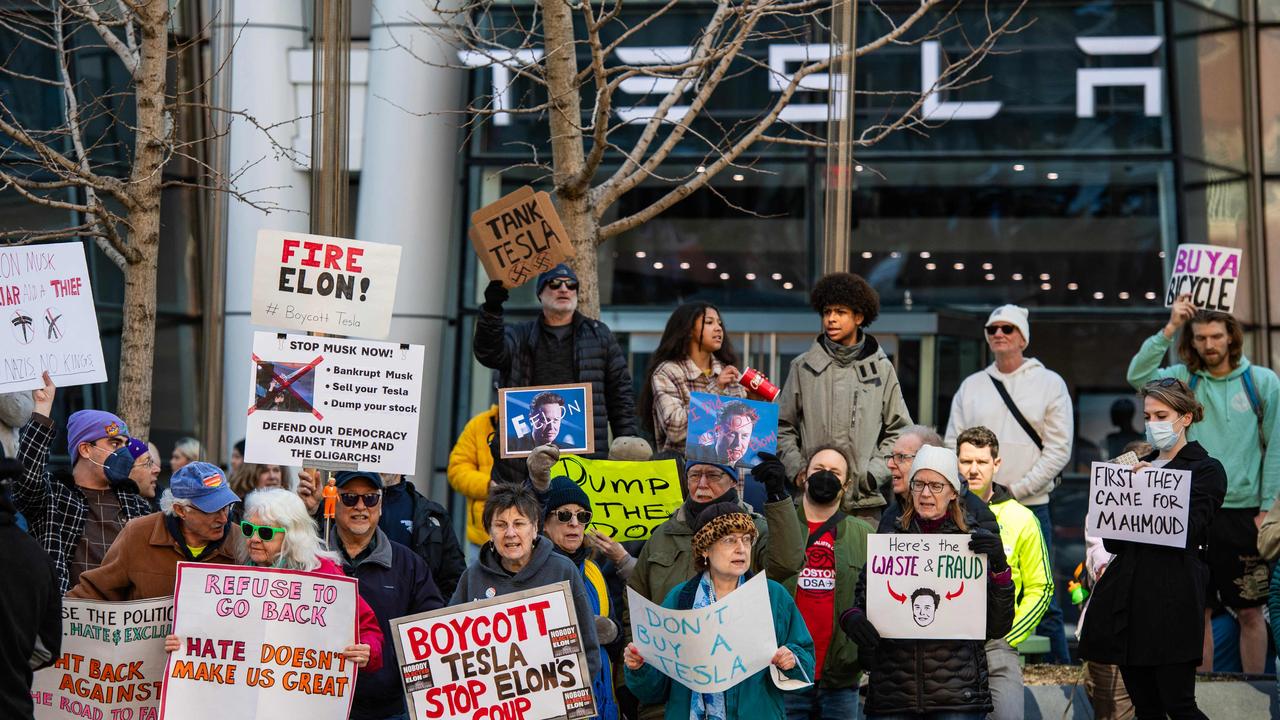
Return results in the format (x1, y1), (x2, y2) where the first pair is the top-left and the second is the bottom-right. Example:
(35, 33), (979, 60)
(686, 392), (779, 469)
(498, 383), (594, 458)
(243, 331), (425, 474)
(159, 563), (358, 720)
(391, 582), (595, 720)
(626, 572), (776, 694)
(1165, 243), (1242, 313)
(865, 533), (988, 640)
(469, 186), (575, 289)
(252, 230), (402, 339)
(32, 597), (171, 720)
(0, 241), (107, 392)
(1085, 461), (1192, 549)
(551, 455), (683, 540)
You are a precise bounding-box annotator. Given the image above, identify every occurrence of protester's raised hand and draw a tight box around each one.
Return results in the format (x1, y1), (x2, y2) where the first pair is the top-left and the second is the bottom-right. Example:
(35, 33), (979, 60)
(585, 529), (630, 565)
(771, 646), (797, 671)
(296, 469), (321, 515)
(164, 634), (181, 653)
(1165, 293), (1196, 336)
(482, 280), (509, 314)
(526, 444), (560, 492)
(969, 528), (1008, 573)
(342, 643), (371, 668)
(752, 451), (788, 502)
(716, 364), (741, 390)
(623, 643), (645, 671)
(32, 370), (55, 417)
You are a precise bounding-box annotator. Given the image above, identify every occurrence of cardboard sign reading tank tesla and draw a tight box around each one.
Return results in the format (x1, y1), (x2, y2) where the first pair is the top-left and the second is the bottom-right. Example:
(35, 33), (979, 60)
(392, 582), (596, 720)
(865, 534), (988, 640)
(251, 230), (402, 339)
(469, 186), (575, 289)
(31, 597), (171, 720)
(0, 241), (108, 392)
(1165, 243), (1241, 313)
(243, 331), (425, 474)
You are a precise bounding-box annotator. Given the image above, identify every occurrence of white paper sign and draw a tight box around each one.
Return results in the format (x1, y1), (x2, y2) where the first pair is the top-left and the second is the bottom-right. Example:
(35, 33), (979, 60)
(32, 597), (171, 720)
(1086, 461), (1192, 548)
(159, 563), (358, 720)
(866, 533), (988, 640)
(0, 242), (107, 392)
(1165, 243), (1241, 313)
(392, 582), (596, 720)
(626, 572), (776, 693)
(243, 331), (425, 474)
(251, 230), (402, 339)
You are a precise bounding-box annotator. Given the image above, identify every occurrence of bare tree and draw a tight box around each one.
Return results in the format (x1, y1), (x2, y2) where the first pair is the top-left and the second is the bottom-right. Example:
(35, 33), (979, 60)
(423, 0), (1029, 316)
(0, 1), (289, 435)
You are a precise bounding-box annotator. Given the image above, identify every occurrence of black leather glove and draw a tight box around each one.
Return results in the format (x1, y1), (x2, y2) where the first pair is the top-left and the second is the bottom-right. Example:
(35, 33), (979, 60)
(839, 608), (880, 649)
(482, 280), (509, 314)
(752, 452), (788, 503)
(969, 528), (1008, 573)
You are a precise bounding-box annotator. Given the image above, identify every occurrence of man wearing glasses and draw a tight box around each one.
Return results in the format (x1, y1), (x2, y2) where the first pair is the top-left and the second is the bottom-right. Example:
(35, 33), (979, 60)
(327, 471), (444, 720)
(944, 304), (1073, 664)
(475, 263), (639, 483)
(12, 371), (154, 594)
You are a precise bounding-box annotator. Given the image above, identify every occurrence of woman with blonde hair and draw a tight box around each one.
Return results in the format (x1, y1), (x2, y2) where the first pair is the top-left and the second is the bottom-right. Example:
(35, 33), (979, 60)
(169, 437), (201, 472)
(229, 463), (294, 498)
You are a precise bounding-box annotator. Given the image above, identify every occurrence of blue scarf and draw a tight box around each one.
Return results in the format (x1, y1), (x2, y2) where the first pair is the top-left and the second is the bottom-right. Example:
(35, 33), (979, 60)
(689, 572), (741, 720)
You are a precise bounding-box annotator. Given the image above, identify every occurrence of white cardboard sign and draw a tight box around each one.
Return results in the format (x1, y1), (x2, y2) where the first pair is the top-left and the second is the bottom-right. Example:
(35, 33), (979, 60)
(251, 230), (402, 339)
(243, 331), (425, 474)
(1165, 243), (1241, 313)
(0, 242), (107, 392)
(866, 533), (988, 640)
(1086, 461), (1192, 549)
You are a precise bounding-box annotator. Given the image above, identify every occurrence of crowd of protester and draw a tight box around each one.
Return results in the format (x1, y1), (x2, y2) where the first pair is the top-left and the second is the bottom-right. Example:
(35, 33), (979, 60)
(3, 261), (1279, 720)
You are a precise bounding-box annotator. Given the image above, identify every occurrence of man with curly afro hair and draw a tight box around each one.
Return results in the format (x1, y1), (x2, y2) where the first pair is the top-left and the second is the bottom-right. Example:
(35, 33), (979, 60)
(776, 272), (913, 524)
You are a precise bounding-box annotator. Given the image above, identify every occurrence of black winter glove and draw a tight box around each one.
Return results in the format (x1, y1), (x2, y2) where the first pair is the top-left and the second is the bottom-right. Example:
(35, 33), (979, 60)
(839, 608), (880, 649)
(482, 280), (509, 314)
(969, 528), (1008, 573)
(752, 452), (788, 503)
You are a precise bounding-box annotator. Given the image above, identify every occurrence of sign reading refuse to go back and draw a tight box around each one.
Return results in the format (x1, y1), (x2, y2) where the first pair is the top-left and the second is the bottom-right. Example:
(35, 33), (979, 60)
(469, 186), (575, 289)
(1165, 243), (1241, 314)
(252, 230), (402, 339)
(243, 331), (425, 474)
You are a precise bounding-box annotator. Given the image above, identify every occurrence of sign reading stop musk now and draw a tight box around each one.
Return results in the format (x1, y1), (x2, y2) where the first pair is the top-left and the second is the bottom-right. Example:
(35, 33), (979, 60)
(469, 186), (575, 289)
(159, 563), (359, 720)
(391, 582), (595, 720)
(1165, 243), (1242, 314)
(252, 230), (402, 339)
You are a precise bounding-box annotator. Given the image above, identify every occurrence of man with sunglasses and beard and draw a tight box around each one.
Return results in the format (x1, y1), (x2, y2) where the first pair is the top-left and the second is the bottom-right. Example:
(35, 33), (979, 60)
(944, 304), (1073, 664)
(327, 471), (444, 720)
(476, 263), (639, 483)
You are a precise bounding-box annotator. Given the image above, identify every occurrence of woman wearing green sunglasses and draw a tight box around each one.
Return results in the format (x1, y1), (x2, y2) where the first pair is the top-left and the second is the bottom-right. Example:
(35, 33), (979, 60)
(164, 488), (384, 672)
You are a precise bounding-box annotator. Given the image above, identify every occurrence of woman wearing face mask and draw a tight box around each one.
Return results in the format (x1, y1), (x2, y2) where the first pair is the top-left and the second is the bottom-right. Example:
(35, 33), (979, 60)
(163, 488), (383, 671)
(778, 445), (873, 720)
(1079, 378), (1225, 719)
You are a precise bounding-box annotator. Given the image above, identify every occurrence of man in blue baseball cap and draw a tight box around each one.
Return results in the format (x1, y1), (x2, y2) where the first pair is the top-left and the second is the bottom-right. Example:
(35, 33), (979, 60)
(11, 372), (152, 594)
(69, 461), (240, 600)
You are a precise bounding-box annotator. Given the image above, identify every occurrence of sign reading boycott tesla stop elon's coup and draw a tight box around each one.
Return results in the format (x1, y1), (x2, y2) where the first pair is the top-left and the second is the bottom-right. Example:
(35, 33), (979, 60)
(469, 185), (575, 289)
(0, 241), (108, 392)
(243, 331), (425, 474)
(865, 534), (988, 640)
(252, 230), (402, 339)
(1165, 243), (1242, 313)
(392, 582), (596, 720)
(32, 597), (171, 720)
(160, 563), (359, 720)
(1086, 461), (1192, 549)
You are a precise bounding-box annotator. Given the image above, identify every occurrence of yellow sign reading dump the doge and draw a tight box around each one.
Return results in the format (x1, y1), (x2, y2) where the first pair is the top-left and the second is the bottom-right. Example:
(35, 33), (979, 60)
(550, 456), (683, 541)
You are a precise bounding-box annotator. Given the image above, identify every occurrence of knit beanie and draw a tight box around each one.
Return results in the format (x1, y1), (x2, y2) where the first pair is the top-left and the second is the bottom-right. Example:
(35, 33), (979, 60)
(691, 502), (757, 570)
(910, 444), (962, 494)
(986, 304), (1030, 346)
(544, 475), (590, 517)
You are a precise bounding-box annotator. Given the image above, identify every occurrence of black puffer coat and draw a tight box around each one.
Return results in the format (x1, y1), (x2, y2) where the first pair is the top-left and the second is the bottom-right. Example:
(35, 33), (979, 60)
(854, 509), (1015, 716)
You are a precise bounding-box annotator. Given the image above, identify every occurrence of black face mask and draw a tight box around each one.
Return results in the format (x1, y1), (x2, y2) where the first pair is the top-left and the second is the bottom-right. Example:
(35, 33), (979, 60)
(685, 487), (738, 521)
(805, 470), (843, 505)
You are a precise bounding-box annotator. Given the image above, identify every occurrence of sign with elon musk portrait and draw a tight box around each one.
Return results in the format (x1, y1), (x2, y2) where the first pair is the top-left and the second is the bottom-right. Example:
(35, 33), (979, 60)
(865, 533), (988, 640)
(498, 383), (594, 459)
(685, 392), (779, 469)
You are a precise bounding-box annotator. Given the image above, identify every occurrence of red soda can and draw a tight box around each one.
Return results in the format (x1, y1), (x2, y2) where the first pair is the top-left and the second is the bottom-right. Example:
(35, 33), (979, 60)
(739, 367), (779, 401)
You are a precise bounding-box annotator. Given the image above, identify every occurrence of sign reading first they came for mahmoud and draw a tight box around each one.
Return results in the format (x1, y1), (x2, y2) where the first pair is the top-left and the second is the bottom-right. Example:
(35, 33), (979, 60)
(32, 597), (171, 720)
(392, 582), (596, 720)
(243, 331), (425, 475)
(1086, 461), (1192, 549)
(865, 534), (988, 641)
(1165, 243), (1242, 314)
(159, 563), (359, 720)
(0, 241), (108, 393)
(252, 230), (402, 339)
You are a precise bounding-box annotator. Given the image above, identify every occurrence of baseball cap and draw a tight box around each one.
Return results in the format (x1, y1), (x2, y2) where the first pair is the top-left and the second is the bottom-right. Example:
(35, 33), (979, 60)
(171, 461), (239, 513)
(66, 410), (128, 462)
(334, 470), (384, 489)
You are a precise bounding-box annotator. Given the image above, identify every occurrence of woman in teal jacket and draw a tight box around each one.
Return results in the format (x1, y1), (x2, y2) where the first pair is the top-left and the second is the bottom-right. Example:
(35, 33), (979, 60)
(623, 502), (815, 720)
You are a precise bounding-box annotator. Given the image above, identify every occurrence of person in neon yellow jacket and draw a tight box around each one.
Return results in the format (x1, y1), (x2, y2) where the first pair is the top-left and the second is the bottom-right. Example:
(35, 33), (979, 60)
(958, 426), (1052, 720)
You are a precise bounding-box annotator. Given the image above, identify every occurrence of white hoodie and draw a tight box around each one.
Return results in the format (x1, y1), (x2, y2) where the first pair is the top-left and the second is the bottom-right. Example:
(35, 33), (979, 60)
(944, 358), (1073, 507)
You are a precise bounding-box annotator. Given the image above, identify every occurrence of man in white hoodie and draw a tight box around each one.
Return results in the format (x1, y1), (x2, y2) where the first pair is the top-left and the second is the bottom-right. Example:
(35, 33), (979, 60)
(944, 304), (1073, 663)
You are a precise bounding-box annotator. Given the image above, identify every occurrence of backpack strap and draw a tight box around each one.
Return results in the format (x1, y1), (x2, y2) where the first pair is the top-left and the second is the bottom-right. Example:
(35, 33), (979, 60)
(1188, 374), (1201, 391)
(1241, 369), (1266, 454)
(807, 512), (846, 547)
(988, 375), (1044, 450)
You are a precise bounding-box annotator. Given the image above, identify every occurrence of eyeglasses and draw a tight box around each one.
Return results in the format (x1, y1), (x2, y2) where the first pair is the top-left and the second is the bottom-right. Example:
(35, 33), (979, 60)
(888, 452), (916, 465)
(545, 279), (578, 291)
(716, 533), (754, 548)
(688, 470), (729, 484)
(910, 480), (949, 495)
(339, 492), (382, 508)
(553, 509), (592, 525)
(985, 325), (1017, 336)
(240, 521), (287, 541)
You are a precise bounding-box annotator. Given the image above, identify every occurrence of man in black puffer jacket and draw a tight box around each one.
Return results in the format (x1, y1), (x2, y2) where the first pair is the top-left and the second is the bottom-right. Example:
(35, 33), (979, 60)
(476, 264), (638, 484)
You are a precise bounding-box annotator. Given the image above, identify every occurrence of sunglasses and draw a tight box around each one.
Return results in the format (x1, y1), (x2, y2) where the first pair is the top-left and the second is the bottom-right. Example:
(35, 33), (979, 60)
(553, 509), (592, 525)
(339, 492), (382, 508)
(984, 325), (1018, 336)
(240, 521), (287, 541)
(1147, 377), (1183, 388)
(545, 279), (578, 291)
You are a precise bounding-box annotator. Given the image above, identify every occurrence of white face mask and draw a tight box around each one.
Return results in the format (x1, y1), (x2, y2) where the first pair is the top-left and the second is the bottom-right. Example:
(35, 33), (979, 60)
(1145, 418), (1183, 451)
